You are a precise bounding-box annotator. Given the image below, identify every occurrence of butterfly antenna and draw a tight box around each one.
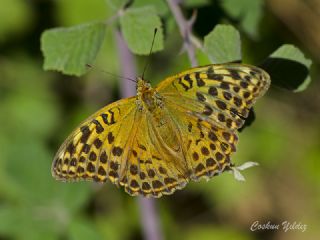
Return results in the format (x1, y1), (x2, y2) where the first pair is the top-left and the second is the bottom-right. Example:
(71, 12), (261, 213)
(141, 28), (158, 80)
(85, 64), (137, 83)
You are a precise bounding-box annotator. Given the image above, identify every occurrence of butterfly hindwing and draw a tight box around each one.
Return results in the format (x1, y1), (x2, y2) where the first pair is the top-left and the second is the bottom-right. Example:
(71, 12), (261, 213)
(164, 104), (238, 181)
(121, 112), (189, 197)
(155, 63), (270, 181)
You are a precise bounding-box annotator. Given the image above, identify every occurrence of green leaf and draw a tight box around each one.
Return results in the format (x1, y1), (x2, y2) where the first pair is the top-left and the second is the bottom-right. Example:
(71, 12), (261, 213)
(120, 7), (163, 55)
(41, 22), (106, 76)
(220, 0), (264, 38)
(260, 44), (312, 92)
(204, 24), (242, 63)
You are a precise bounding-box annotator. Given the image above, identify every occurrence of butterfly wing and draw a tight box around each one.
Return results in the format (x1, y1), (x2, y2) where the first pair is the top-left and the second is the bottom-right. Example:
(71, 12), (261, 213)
(120, 111), (189, 197)
(52, 96), (188, 197)
(155, 63), (270, 180)
(53, 63), (271, 198)
(52, 97), (138, 184)
(157, 63), (270, 130)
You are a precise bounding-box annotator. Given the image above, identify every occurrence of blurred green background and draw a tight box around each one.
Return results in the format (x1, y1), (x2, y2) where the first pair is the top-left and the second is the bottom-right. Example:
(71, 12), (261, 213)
(0, 0), (319, 240)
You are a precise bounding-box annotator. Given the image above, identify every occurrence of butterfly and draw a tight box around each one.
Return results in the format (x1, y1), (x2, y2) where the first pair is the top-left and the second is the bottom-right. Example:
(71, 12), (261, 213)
(52, 63), (270, 198)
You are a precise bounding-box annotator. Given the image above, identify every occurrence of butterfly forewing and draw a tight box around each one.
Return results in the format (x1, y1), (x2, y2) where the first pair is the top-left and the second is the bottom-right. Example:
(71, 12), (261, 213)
(52, 97), (137, 183)
(52, 97), (189, 197)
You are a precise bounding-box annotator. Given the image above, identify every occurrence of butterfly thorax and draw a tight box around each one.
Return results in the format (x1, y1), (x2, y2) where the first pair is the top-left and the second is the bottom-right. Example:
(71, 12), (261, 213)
(136, 78), (182, 160)
(136, 77), (164, 112)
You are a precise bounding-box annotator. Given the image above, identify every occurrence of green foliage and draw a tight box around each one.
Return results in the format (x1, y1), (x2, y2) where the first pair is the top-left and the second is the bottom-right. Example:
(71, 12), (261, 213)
(184, 0), (210, 7)
(204, 24), (242, 63)
(40, 0), (312, 91)
(203, 26), (312, 91)
(106, 0), (130, 10)
(261, 44), (312, 92)
(183, 226), (252, 240)
(220, 0), (264, 38)
(56, 0), (109, 26)
(69, 219), (102, 240)
(0, 59), (92, 240)
(120, 7), (164, 54)
(41, 22), (106, 76)
(131, 0), (169, 15)
(0, 0), (33, 42)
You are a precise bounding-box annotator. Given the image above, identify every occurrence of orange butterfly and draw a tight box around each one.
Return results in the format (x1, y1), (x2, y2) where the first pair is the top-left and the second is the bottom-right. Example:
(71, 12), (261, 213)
(52, 63), (270, 197)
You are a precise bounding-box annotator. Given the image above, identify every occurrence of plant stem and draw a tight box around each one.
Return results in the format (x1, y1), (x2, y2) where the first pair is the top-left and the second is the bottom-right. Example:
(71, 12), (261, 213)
(115, 30), (137, 97)
(138, 197), (163, 240)
(115, 30), (163, 240)
(166, 0), (198, 67)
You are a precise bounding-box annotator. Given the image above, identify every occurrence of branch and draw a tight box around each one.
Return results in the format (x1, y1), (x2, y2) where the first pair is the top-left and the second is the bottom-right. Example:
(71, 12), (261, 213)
(115, 30), (136, 97)
(138, 197), (163, 240)
(167, 0), (198, 67)
(115, 30), (163, 240)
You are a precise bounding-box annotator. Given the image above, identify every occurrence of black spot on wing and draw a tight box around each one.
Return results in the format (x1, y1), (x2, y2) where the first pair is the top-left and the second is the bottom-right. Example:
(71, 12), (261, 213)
(178, 77), (191, 91)
(80, 125), (91, 143)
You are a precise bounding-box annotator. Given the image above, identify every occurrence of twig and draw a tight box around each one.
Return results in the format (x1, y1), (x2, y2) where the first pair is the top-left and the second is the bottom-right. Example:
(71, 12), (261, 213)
(115, 30), (136, 97)
(115, 30), (163, 240)
(138, 197), (163, 240)
(166, 0), (198, 67)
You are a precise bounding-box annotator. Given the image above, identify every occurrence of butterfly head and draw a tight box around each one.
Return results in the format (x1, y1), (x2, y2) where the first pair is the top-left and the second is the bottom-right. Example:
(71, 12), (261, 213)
(136, 77), (163, 112)
(136, 77), (151, 92)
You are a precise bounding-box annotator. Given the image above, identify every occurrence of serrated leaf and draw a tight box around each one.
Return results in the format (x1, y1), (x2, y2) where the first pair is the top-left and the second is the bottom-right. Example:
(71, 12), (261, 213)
(204, 24), (241, 63)
(41, 22), (106, 76)
(220, 0), (264, 38)
(120, 7), (163, 55)
(260, 44), (312, 92)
